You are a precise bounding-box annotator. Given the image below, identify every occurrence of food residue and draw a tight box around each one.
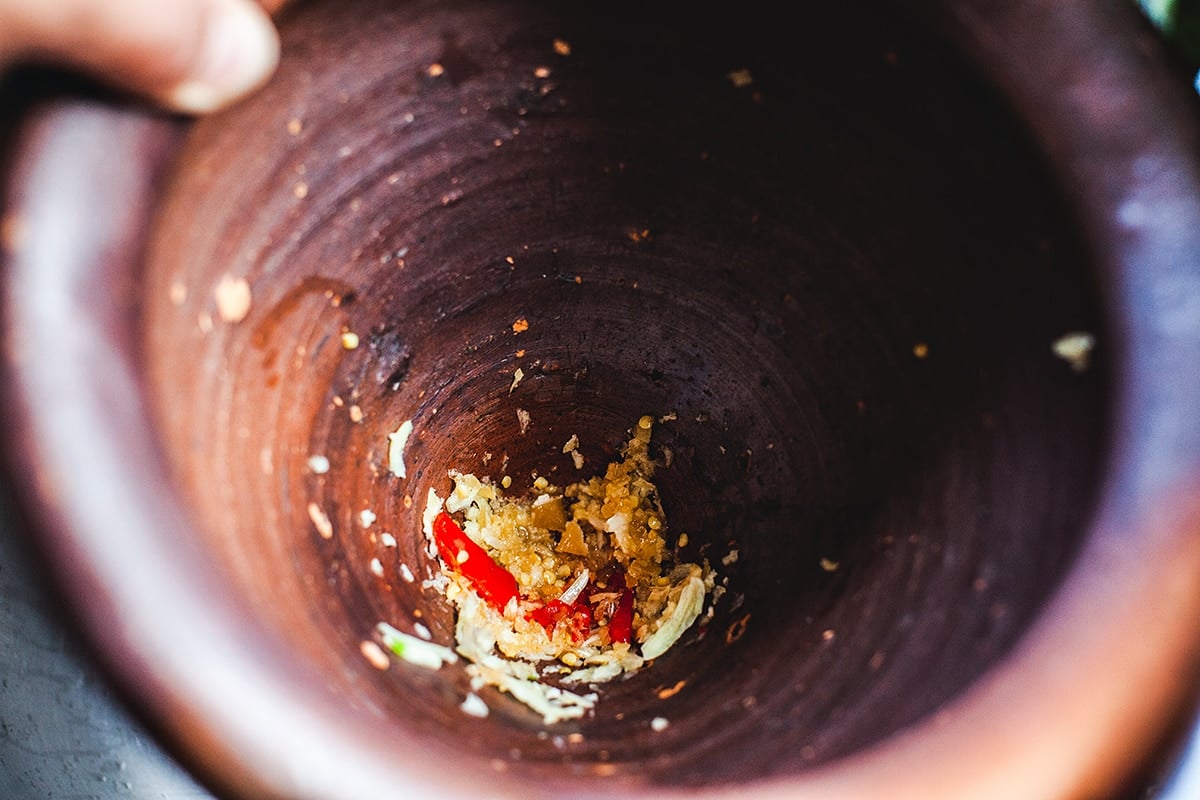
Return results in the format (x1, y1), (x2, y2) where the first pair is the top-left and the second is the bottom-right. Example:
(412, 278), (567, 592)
(727, 68), (754, 88)
(214, 274), (252, 323)
(562, 434), (585, 470)
(726, 613), (750, 644)
(394, 417), (715, 724)
(1052, 331), (1095, 373)
(388, 419), (415, 479)
(460, 692), (490, 718)
(360, 640), (390, 670)
(656, 680), (686, 699)
(307, 502), (333, 540)
(512, 318), (530, 334)
(377, 622), (457, 669)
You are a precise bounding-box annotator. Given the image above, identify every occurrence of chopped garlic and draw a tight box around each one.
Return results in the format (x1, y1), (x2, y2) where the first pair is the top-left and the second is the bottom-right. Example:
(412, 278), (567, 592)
(727, 68), (754, 87)
(307, 502), (333, 539)
(509, 368), (525, 393)
(605, 512), (632, 552)
(421, 489), (444, 558)
(1052, 331), (1096, 373)
(563, 434), (585, 468)
(360, 640), (390, 670)
(460, 692), (490, 718)
(214, 274), (252, 322)
(387, 419), (415, 478)
(307, 455), (330, 474)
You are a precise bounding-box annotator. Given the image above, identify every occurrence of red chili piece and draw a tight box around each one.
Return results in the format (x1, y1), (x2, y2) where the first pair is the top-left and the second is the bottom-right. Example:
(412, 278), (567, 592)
(567, 602), (594, 641)
(432, 511), (519, 612)
(529, 599), (593, 643)
(608, 571), (635, 644)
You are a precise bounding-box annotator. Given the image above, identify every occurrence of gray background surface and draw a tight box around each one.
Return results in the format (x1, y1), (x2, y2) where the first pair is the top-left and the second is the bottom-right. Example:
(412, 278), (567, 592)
(0, 487), (214, 799)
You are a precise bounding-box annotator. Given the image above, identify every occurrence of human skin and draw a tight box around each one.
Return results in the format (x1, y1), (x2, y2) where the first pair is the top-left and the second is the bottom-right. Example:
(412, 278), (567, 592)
(0, 0), (286, 113)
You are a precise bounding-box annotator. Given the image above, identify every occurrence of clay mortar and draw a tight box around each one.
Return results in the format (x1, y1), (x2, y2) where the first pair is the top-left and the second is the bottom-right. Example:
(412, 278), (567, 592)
(4, 1), (1200, 798)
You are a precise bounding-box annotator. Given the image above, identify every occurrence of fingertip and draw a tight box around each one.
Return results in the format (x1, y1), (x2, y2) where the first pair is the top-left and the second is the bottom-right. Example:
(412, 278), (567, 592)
(163, 0), (280, 114)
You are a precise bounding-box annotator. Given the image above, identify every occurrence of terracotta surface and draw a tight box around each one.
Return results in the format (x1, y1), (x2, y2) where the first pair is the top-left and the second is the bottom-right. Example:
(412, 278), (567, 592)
(3, 1), (1200, 798)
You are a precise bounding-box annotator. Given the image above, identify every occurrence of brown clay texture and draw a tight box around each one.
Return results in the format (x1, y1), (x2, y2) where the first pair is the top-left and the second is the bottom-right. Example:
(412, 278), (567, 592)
(134, 0), (1111, 790)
